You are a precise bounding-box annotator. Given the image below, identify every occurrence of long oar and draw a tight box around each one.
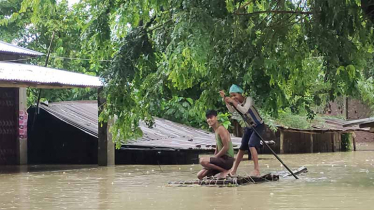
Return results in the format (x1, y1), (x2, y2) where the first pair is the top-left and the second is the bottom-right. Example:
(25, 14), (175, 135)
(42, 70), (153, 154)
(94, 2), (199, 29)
(230, 103), (299, 179)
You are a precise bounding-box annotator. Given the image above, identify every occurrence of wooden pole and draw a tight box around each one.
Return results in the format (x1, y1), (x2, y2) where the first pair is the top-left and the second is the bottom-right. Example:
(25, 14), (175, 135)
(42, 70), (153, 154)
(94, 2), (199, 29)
(344, 96), (349, 120)
(352, 132), (357, 151)
(32, 31), (55, 130)
(251, 126), (299, 179)
(280, 129), (284, 154)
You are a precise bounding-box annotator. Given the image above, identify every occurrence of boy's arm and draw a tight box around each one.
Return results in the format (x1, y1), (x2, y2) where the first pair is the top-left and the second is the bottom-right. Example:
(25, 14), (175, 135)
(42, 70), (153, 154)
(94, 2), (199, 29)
(219, 91), (236, 113)
(214, 127), (230, 158)
(233, 96), (253, 114)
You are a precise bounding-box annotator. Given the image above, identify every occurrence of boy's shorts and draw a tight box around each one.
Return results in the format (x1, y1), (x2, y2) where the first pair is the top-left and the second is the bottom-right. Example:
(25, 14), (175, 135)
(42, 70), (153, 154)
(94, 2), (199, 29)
(204, 155), (235, 177)
(240, 123), (265, 151)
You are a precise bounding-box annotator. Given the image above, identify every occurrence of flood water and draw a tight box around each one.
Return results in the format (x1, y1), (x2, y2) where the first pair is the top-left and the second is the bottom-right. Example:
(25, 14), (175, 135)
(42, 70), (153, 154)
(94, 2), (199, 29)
(1, 150), (374, 210)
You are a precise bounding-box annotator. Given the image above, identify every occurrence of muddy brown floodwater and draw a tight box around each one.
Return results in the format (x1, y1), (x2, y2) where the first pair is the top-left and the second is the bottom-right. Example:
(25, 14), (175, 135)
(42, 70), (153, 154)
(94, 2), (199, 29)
(1, 148), (374, 210)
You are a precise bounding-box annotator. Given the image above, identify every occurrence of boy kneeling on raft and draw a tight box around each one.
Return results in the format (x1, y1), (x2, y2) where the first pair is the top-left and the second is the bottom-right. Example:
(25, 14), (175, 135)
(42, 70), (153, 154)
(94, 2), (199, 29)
(197, 110), (235, 180)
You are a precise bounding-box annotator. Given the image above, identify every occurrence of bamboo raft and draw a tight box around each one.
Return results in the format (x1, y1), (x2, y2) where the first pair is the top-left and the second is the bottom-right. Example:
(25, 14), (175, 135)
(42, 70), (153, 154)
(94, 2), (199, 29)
(168, 166), (308, 187)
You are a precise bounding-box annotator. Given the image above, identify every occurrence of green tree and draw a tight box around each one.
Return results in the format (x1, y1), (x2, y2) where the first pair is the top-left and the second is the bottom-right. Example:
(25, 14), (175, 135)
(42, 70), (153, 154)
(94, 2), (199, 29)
(3, 0), (374, 147)
(99, 0), (374, 146)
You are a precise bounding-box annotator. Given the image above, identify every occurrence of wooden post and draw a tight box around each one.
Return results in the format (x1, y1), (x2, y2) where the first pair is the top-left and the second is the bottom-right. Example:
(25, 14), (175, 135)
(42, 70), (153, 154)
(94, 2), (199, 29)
(352, 132), (357, 151)
(280, 129), (284, 154)
(344, 96), (349, 120)
(310, 134), (314, 153)
(98, 87), (114, 166)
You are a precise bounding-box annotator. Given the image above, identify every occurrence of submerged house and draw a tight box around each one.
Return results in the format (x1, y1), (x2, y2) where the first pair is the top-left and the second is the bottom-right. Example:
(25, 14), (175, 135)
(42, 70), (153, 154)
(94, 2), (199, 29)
(27, 100), (366, 165)
(233, 117), (367, 154)
(27, 100), (247, 165)
(0, 41), (44, 165)
(27, 100), (277, 164)
(0, 41), (113, 166)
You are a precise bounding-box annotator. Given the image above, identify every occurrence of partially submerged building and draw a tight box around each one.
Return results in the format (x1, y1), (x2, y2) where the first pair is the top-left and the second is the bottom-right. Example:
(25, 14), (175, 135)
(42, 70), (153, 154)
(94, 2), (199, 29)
(343, 117), (374, 131)
(276, 118), (363, 153)
(1, 41), (275, 166)
(233, 117), (367, 154)
(27, 99), (367, 165)
(0, 41), (113, 166)
(27, 100), (247, 165)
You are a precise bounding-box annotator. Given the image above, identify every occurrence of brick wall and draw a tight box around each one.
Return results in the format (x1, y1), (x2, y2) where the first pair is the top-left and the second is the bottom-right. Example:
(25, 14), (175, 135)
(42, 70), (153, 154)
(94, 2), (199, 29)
(325, 97), (374, 148)
(325, 97), (372, 120)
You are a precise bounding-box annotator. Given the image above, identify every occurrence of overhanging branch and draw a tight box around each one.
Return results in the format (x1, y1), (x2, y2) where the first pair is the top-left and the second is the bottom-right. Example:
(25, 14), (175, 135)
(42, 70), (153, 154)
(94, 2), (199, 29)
(235, 10), (313, 16)
(236, 0), (256, 11)
(149, 19), (172, 31)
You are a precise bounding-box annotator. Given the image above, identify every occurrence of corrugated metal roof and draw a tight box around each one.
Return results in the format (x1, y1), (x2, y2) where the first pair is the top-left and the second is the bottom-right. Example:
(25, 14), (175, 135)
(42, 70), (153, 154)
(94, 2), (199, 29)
(38, 101), (243, 150)
(40, 101), (99, 137)
(0, 62), (103, 88)
(321, 118), (369, 131)
(277, 118), (368, 132)
(343, 117), (374, 128)
(0, 41), (44, 56)
(127, 118), (242, 150)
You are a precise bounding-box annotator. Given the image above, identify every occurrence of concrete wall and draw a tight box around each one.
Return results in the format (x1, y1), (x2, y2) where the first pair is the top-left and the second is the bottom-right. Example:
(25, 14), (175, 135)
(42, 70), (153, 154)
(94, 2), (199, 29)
(18, 88), (27, 164)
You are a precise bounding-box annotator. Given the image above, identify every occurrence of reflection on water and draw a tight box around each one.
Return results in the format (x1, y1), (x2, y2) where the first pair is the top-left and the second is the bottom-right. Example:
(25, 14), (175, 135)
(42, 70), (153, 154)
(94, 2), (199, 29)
(1, 150), (374, 210)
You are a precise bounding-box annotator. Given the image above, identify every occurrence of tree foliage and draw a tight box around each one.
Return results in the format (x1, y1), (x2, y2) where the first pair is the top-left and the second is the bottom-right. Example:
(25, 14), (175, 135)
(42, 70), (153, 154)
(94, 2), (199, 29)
(2, 0), (374, 147)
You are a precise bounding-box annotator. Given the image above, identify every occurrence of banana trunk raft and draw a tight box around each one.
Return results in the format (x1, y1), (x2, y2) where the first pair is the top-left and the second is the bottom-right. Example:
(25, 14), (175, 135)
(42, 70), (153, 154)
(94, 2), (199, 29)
(168, 166), (307, 187)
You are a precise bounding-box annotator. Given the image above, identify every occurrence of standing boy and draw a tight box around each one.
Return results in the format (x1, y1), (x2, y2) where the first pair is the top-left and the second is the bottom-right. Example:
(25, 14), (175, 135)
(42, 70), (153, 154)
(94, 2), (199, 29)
(219, 84), (264, 176)
(197, 110), (235, 180)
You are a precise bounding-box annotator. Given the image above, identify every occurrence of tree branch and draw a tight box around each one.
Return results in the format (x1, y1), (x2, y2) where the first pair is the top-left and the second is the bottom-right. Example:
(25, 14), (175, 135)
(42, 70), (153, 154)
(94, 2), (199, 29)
(149, 19), (172, 31)
(235, 10), (312, 16)
(236, 0), (256, 11)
